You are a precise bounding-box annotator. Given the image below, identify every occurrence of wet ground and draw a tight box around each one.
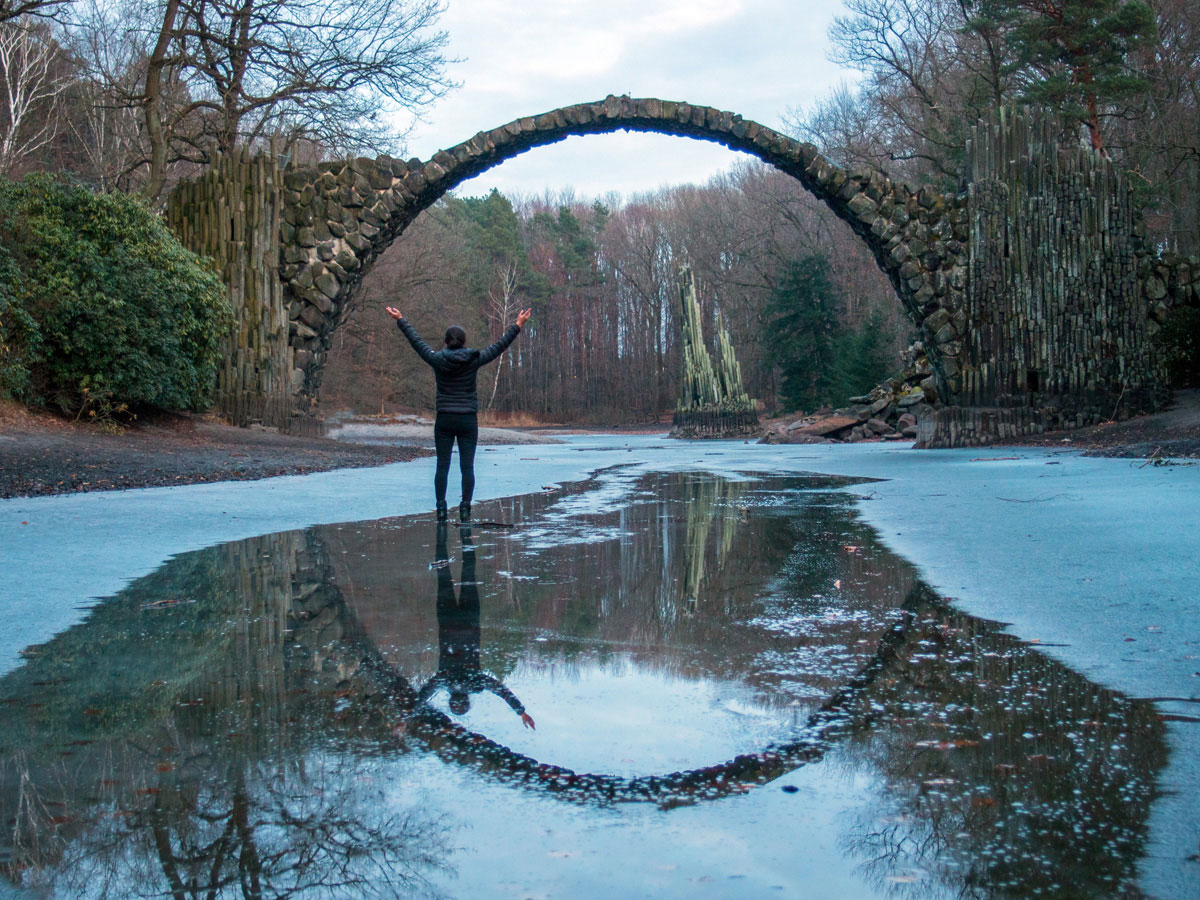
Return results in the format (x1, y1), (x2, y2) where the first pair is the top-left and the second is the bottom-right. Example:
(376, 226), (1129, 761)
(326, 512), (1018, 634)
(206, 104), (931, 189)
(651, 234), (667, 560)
(0, 470), (1169, 898)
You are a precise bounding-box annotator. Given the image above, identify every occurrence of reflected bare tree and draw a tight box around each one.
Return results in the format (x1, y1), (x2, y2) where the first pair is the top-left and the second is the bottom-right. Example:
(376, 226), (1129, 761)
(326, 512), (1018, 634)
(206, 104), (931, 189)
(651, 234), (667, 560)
(0, 530), (454, 899)
(836, 594), (1166, 899)
(42, 758), (451, 899)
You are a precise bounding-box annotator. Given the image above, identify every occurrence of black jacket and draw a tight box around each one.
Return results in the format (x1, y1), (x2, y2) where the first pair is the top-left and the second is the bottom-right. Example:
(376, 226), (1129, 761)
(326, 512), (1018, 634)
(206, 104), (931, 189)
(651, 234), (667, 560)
(397, 318), (521, 414)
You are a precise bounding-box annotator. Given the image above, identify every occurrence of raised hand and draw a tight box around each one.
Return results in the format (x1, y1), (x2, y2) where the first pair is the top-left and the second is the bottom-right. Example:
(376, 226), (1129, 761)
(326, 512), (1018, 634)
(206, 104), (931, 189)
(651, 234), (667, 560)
(516, 308), (532, 328)
(385, 306), (403, 320)
(520, 712), (536, 730)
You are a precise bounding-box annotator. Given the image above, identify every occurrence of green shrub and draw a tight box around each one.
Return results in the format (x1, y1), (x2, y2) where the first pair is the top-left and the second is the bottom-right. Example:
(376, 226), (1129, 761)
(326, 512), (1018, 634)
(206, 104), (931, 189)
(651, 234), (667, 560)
(0, 243), (41, 400)
(0, 175), (230, 413)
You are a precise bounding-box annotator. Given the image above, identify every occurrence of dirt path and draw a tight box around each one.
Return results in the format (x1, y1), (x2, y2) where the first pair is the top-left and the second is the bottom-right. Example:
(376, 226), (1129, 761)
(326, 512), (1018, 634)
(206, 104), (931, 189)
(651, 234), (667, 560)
(994, 389), (1200, 458)
(0, 406), (429, 499)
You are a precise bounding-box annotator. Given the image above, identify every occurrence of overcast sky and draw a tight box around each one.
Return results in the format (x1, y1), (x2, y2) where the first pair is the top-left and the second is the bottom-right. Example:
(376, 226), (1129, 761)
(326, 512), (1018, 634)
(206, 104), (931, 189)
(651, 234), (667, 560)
(401, 0), (852, 202)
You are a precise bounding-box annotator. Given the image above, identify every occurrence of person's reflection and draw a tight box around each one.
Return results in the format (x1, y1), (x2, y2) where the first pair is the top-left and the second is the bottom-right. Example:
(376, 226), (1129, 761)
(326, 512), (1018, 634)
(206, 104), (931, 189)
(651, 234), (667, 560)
(417, 524), (535, 729)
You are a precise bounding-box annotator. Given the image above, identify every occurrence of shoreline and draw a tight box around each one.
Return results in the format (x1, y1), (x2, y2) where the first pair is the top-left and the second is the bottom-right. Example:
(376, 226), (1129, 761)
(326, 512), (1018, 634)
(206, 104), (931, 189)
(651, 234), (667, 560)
(2, 390), (1197, 499)
(0, 412), (432, 499)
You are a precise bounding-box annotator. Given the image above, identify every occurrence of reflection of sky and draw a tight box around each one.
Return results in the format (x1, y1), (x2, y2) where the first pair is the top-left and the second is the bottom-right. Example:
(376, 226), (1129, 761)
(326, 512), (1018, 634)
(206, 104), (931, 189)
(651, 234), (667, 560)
(439, 661), (800, 776)
(388, 749), (888, 900)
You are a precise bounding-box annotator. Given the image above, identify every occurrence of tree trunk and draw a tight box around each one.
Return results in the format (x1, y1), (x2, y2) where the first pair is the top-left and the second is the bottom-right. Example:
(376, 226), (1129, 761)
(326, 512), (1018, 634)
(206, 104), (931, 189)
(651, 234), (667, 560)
(143, 0), (180, 201)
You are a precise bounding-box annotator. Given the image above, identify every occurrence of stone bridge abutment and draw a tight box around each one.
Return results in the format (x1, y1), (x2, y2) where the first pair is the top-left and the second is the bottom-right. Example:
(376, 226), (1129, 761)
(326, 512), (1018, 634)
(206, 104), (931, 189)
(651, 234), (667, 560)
(166, 97), (1198, 446)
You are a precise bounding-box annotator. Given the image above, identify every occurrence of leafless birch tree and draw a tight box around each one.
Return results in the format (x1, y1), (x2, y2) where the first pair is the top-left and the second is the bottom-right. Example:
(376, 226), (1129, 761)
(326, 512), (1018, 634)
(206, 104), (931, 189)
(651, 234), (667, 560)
(485, 260), (519, 410)
(0, 17), (70, 174)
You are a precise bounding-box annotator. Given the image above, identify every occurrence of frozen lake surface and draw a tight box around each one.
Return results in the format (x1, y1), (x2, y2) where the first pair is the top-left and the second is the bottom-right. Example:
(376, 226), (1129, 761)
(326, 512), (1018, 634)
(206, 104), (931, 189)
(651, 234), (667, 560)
(2, 436), (1198, 897)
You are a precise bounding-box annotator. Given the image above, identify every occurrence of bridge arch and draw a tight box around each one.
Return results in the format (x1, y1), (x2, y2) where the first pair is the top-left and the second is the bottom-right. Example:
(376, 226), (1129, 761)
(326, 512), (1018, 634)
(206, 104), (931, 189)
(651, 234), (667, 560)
(276, 95), (966, 414)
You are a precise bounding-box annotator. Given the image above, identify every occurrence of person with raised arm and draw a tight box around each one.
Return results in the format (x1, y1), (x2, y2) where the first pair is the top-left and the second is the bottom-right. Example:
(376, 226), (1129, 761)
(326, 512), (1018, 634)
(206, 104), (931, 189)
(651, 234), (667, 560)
(386, 305), (532, 522)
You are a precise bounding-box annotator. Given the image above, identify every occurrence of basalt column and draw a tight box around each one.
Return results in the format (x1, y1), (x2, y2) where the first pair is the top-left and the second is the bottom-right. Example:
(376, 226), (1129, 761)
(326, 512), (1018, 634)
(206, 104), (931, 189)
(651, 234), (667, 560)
(921, 108), (1169, 446)
(671, 269), (759, 438)
(166, 149), (296, 431)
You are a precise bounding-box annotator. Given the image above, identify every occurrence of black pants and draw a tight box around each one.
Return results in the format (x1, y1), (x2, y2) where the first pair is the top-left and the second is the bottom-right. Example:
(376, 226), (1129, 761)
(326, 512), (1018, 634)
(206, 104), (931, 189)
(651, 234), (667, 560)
(434, 412), (478, 506)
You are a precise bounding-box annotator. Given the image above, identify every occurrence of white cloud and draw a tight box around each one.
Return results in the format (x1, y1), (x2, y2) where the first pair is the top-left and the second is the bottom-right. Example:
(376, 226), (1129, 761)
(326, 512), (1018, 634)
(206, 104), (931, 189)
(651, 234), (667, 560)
(443, 0), (745, 86)
(401, 0), (849, 196)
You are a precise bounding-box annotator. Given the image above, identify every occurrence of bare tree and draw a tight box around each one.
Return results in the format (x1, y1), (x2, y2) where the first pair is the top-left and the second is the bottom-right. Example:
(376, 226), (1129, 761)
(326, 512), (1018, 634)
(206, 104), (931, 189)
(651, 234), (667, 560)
(1113, 0), (1200, 252)
(485, 260), (519, 411)
(792, 0), (1021, 184)
(0, 0), (69, 26)
(0, 17), (70, 174)
(137, 0), (455, 199)
(59, 0), (149, 189)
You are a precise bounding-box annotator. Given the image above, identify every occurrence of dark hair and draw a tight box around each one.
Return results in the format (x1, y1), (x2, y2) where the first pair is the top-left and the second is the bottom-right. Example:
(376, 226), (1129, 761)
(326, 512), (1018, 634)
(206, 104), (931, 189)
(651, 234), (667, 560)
(449, 691), (471, 714)
(444, 325), (467, 350)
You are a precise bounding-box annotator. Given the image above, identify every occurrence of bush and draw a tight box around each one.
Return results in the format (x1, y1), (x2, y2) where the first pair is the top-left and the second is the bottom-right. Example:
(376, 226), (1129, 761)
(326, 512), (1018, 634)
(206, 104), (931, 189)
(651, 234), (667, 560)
(0, 246), (41, 400)
(0, 175), (230, 413)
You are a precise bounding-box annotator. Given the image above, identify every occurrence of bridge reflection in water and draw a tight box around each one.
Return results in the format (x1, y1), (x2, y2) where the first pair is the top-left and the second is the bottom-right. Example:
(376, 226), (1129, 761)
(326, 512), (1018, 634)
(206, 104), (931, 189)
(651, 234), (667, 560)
(0, 472), (1167, 899)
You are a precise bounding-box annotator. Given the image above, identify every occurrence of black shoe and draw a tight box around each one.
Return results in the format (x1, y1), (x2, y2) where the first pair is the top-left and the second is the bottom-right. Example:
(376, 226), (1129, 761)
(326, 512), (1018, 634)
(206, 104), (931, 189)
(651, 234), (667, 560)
(458, 502), (471, 523)
(436, 502), (448, 522)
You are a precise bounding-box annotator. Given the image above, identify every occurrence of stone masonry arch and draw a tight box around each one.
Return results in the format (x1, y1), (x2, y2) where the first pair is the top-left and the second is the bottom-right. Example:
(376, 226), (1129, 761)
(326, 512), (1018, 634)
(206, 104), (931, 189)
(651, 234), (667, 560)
(276, 95), (966, 416)
(169, 100), (1186, 444)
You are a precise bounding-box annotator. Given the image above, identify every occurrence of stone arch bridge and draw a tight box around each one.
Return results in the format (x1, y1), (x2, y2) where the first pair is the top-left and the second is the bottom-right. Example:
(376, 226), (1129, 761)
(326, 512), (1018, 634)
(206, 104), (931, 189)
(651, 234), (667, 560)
(166, 98), (1198, 446)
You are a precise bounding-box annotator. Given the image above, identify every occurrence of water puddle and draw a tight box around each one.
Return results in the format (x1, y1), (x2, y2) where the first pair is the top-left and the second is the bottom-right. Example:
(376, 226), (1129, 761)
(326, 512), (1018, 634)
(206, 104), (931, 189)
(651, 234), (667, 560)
(0, 472), (1167, 898)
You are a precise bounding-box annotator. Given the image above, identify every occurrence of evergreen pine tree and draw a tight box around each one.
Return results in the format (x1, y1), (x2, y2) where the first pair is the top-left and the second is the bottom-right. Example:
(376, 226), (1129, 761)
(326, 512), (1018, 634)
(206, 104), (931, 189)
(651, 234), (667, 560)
(762, 253), (844, 413)
(965, 0), (1155, 153)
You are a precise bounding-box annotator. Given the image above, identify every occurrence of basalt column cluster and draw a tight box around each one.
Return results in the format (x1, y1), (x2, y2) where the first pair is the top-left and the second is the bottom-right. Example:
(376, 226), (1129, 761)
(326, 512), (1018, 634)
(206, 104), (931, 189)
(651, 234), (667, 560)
(671, 268), (759, 438)
(922, 108), (1176, 447)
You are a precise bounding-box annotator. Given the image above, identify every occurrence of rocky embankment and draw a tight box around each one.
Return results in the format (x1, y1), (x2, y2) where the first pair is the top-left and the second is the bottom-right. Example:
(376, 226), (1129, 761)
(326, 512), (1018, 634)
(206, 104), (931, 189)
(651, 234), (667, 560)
(761, 345), (937, 445)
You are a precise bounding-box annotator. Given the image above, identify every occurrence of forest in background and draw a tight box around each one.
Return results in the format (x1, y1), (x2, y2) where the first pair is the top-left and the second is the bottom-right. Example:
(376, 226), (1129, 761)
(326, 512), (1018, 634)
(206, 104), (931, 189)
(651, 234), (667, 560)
(321, 164), (904, 422)
(1, 0), (1198, 421)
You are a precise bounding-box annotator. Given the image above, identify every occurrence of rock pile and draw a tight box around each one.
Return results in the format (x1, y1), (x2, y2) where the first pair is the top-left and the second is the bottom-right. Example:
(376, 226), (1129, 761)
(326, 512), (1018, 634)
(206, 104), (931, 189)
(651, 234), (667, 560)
(760, 342), (937, 445)
(1143, 250), (1200, 335)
